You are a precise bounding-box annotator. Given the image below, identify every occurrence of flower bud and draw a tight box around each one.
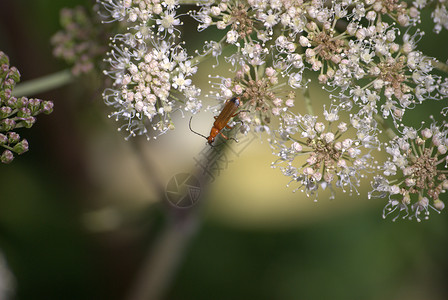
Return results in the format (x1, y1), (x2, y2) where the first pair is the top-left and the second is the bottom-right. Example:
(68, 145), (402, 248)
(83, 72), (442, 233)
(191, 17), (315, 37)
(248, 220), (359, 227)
(27, 97), (40, 111)
(15, 97), (28, 109)
(338, 122), (348, 132)
(0, 134), (7, 145)
(299, 36), (310, 47)
(18, 107), (31, 118)
(434, 199), (445, 211)
(6, 97), (17, 108)
(7, 66), (20, 83)
(8, 132), (20, 144)
(305, 48), (315, 58)
(402, 42), (413, 54)
(306, 22), (317, 31)
(337, 159), (348, 168)
(265, 67), (276, 77)
(303, 167), (314, 175)
(347, 23), (357, 35)
(0, 106), (12, 118)
(1, 149), (14, 164)
(13, 139), (29, 155)
(307, 155), (317, 165)
(405, 178), (415, 187)
(366, 11), (376, 21)
(292, 142), (302, 152)
(409, 7), (419, 18)
(313, 172), (322, 181)
(402, 193), (411, 205)
(318, 74), (328, 84)
(0, 118), (16, 131)
(0, 51), (9, 66)
(324, 132), (335, 143)
(19, 117), (36, 128)
(334, 142), (342, 150)
(390, 185), (400, 195)
(421, 128), (432, 139)
(315, 122), (325, 133)
(390, 43), (399, 53)
(397, 14), (409, 26)
(285, 99), (294, 107)
(442, 180), (448, 189)
(211, 6), (221, 16)
(324, 173), (334, 183)
(42, 101), (54, 115)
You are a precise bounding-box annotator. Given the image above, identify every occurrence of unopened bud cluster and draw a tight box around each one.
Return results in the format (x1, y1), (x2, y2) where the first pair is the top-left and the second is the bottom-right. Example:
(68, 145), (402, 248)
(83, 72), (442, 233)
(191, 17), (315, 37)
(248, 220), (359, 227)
(51, 6), (108, 76)
(0, 51), (53, 163)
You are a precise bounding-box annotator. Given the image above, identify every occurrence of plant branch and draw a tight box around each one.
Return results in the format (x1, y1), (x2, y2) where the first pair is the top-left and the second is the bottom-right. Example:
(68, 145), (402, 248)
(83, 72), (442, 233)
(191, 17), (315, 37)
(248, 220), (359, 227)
(12, 69), (74, 97)
(432, 59), (448, 74)
(374, 114), (396, 140)
(126, 141), (234, 300)
(303, 84), (314, 116)
(126, 208), (200, 300)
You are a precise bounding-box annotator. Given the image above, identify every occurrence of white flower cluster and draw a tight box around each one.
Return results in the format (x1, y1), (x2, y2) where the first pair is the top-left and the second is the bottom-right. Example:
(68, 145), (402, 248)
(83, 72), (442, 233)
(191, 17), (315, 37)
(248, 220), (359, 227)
(369, 122), (448, 221)
(99, 0), (202, 139)
(270, 108), (375, 199)
(97, 0), (448, 220)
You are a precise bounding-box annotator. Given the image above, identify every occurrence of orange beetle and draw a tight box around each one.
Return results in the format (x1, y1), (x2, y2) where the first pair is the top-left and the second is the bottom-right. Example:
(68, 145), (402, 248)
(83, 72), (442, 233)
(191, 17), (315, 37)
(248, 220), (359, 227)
(189, 96), (243, 145)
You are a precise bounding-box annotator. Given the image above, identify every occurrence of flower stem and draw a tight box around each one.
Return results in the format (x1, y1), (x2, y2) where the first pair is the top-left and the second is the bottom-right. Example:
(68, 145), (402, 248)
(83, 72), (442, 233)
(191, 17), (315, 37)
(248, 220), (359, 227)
(303, 84), (314, 116)
(12, 69), (74, 97)
(374, 114), (396, 140)
(127, 209), (200, 300)
(178, 0), (199, 4)
(126, 138), (200, 300)
(432, 59), (448, 73)
(127, 139), (236, 300)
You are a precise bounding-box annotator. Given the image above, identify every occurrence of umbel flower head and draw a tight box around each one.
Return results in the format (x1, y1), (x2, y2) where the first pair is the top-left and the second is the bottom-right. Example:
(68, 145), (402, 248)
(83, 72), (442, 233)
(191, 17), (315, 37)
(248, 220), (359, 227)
(369, 122), (448, 221)
(52, 6), (108, 76)
(98, 0), (202, 140)
(90, 0), (448, 220)
(270, 108), (376, 200)
(209, 63), (296, 135)
(0, 51), (53, 164)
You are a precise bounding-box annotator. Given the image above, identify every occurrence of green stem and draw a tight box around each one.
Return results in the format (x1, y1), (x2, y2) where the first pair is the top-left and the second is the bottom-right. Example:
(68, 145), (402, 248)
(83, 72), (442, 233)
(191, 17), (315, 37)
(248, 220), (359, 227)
(126, 211), (199, 300)
(126, 140), (238, 300)
(374, 114), (396, 140)
(431, 60), (448, 74)
(12, 69), (74, 97)
(303, 84), (314, 116)
(178, 0), (199, 4)
(191, 36), (228, 66)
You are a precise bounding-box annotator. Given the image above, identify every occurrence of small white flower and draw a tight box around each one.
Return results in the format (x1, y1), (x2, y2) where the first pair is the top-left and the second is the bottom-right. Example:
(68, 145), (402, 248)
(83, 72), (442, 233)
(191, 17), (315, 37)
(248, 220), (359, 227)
(226, 30), (239, 44)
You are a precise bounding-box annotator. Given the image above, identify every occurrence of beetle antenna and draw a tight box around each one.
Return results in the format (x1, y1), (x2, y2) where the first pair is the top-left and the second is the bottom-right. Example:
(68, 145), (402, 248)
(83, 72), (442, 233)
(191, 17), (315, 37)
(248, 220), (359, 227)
(189, 116), (208, 140)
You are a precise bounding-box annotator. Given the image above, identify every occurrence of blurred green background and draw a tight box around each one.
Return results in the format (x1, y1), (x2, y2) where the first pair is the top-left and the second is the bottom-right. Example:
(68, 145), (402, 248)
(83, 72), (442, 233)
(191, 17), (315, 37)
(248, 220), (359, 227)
(0, 0), (448, 299)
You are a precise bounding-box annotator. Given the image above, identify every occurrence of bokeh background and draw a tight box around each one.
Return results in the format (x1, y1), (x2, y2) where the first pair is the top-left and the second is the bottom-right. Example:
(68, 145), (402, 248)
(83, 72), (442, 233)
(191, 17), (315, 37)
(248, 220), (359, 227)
(0, 0), (448, 299)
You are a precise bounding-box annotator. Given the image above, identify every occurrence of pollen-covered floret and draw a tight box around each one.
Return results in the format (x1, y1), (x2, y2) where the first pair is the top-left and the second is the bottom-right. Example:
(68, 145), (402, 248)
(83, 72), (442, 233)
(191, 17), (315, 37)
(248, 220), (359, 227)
(271, 109), (374, 200)
(369, 122), (448, 221)
(210, 63), (296, 136)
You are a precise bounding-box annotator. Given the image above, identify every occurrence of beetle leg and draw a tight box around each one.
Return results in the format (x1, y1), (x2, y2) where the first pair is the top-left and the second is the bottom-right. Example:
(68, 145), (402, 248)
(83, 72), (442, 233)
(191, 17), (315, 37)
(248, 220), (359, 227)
(220, 132), (229, 140)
